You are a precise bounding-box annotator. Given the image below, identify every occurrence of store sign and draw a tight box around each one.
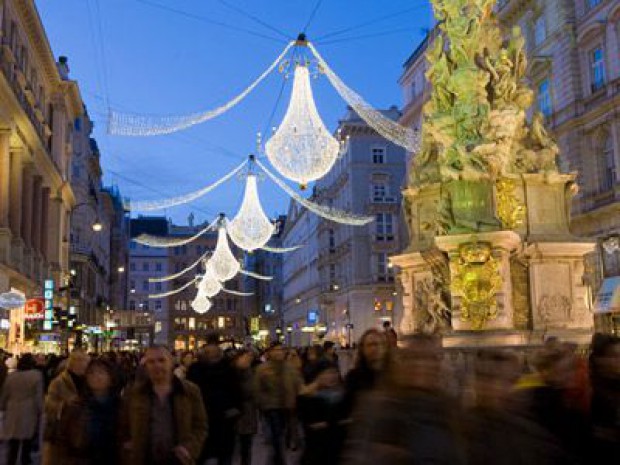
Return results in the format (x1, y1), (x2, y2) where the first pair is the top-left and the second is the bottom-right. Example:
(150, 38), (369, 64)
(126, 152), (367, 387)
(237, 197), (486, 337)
(43, 279), (54, 330)
(24, 299), (45, 320)
(250, 317), (259, 333)
(307, 310), (318, 324)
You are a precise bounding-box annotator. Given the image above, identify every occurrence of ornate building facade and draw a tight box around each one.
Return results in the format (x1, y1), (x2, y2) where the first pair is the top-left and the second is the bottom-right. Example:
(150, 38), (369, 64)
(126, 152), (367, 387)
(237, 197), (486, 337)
(0, 0), (84, 350)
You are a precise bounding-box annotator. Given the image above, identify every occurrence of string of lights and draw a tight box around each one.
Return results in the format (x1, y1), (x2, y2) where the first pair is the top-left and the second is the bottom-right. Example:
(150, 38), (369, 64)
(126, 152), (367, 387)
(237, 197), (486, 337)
(239, 269), (274, 281)
(222, 288), (254, 297)
(133, 218), (219, 248)
(148, 277), (198, 299)
(255, 159), (374, 226)
(108, 41), (294, 136)
(130, 160), (248, 211)
(148, 251), (210, 283)
(308, 42), (419, 153)
(260, 244), (304, 253)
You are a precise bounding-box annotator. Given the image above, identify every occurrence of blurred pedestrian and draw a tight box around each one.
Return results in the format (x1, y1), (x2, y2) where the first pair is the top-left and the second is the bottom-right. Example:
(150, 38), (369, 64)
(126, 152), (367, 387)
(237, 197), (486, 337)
(301, 346), (322, 384)
(187, 341), (241, 465)
(255, 342), (302, 465)
(173, 351), (193, 380)
(382, 321), (398, 348)
(340, 334), (465, 465)
(342, 329), (389, 416)
(121, 345), (207, 465)
(589, 333), (620, 462)
(53, 359), (122, 465)
(42, 349), (90, 465)
(233, 350), (258, 465)
(297, 365), (347, 465)
(0, 353), (44, 465)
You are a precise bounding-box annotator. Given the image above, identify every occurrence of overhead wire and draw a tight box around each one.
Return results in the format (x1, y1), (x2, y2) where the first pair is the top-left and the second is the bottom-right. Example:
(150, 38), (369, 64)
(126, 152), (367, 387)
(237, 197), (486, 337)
(216, 0), (294, 41)
(302, 0), (325, 34)
(314, 5), (423, 41)
(317, 28), (415, 46)
(134, 0), (288, 44)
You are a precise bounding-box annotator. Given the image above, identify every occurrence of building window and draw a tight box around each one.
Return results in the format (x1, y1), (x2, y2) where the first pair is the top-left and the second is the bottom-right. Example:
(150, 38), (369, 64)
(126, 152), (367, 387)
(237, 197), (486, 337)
(372, 146), (386, 164)
(590, 46), (606, 92)
(329, 263), (336, 282)
(600, 135), (617, 192)
(129, 241), (137, 250)
(142, 262), (149, 272)
(130, 280), (136, 290)
(538, 78), (552, 117)
(130, 263), (136, 272)
(129, 300), (135, 311)
(376, 213), (394, 241)
(376, 253), (393, 282)
(155, 262), (162, 272)
(328, 229), (336, 252)
(534, 15), (546, 46)
(142, 301), (149, 311)
(155, 300), (162, 311)
(371, 183), (388, 202)
(155, 282), (162, 292)
(142, 280), (149, 291)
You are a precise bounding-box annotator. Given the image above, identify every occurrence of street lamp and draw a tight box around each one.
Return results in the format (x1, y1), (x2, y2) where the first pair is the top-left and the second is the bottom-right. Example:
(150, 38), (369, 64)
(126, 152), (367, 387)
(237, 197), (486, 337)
(117, 266), (125, 273)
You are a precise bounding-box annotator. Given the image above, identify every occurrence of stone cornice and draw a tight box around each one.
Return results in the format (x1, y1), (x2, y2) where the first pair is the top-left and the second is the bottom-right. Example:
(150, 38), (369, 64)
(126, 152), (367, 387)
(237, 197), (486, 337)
(15, 0), (61, 85)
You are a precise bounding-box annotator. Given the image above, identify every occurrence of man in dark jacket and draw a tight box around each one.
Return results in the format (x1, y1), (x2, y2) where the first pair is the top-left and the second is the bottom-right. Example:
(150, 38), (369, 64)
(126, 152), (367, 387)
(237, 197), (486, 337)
(187, 341), (241, 465)
(122, 345), (207, 465)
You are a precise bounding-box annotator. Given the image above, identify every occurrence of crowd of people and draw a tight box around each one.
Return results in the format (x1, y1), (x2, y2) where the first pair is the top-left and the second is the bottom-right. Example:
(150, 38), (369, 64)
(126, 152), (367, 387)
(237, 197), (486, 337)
(0, 329), (617, 465)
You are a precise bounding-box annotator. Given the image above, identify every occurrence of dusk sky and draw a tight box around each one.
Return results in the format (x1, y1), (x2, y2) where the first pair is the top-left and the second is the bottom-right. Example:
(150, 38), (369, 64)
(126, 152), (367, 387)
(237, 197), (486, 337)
(36, 0), (433, 224)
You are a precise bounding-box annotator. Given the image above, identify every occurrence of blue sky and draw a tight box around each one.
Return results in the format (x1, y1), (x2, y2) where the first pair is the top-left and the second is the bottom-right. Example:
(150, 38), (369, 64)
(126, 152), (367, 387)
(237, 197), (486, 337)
(36, 0), (433, 224)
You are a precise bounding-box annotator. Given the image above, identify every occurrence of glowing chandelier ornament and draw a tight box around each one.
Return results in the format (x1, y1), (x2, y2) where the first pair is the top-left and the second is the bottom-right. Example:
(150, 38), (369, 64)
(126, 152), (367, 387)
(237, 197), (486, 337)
(191, 294), (212, 314)
(108, 42), (294, 136)
(197, 261), (224, 298)
(227, 167), (276, 252)
(210, 217), (241, 282)
(134, 218), (218, 248)
(265, 63), (340, 188)
(148, 277), (198, 299)
(149, 251), (210, 283)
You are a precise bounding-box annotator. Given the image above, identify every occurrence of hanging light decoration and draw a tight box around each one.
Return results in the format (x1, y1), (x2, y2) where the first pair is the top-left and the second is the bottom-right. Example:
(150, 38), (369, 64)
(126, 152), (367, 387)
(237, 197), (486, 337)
(209, 216), (241, 282)
(265, 63), (340, 188)
(192, 294), (212, 314)
(227, 164), (276, 252)
(197, 261), (224, 298)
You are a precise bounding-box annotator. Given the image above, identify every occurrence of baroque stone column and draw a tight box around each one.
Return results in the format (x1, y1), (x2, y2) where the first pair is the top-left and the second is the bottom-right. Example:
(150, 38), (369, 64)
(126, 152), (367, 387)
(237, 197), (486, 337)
(40, 187), (50, 261)
(0, 129), (11, 265)
(31, 176), (42, 254)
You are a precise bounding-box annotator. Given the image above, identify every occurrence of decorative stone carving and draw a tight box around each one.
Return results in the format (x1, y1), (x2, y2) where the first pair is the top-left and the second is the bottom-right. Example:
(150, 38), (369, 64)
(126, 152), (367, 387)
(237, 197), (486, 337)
(538, 294), (572, 327)
(495, 178), (526, 229)
(451, 241), (502, 329)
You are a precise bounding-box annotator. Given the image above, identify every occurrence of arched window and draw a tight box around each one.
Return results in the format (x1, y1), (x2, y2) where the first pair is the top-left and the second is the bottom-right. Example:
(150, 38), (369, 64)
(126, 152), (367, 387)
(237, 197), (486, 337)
(600, 135), (617, 192)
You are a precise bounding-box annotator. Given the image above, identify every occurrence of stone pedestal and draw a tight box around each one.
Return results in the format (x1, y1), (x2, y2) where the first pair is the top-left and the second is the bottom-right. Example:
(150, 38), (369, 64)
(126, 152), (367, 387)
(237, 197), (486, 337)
(435, 231), (521, 331)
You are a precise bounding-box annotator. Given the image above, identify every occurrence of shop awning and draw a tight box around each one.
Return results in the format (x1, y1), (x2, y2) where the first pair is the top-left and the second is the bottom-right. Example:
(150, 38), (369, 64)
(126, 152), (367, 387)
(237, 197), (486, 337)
(594, 276), (620, 314)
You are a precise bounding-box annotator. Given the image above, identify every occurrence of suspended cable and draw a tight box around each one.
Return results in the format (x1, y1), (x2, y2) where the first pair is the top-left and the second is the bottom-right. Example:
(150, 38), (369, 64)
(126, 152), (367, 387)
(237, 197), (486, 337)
(148, 277), (197, 299)
(315, 6), (422, 41)
(135, 0), (287, 44)
(317, 28), (415, 46)
(302, 0), (324, 34)
(256, 159), (373, 226)
(93, 0), (112, 112)
(108, 42), (294, 136)
(149, 251), (210, 283)
(130, 159), (248, 211)
(308, 42), (419, 153)
(134, 218), (219, 248)
(216, 0), (294, 41)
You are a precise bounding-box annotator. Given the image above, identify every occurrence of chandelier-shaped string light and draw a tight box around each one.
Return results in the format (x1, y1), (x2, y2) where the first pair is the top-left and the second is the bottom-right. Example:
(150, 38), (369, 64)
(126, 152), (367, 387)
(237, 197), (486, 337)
(210, 217), (241, 282)
(227, 163), (276, 252)
(255, 159), (374, 226)
(265, 63), (340, 188)
(108, 42), (295, 136)
(197, 261), (224, 298)
(260, 244), (304, 253)
(192, 294), (212, 314)
(308, 42), (419, 153)
(131, 160), (248, 211)
(222, 288), (254, 297)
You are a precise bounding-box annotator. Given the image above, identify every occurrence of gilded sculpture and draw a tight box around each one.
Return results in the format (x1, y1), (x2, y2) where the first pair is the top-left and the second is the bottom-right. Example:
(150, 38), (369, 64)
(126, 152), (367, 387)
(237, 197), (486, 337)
(451, 241), (502, 329)
(495, 178), (525, 229)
